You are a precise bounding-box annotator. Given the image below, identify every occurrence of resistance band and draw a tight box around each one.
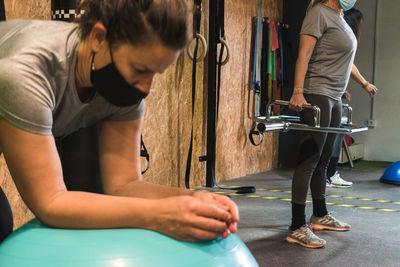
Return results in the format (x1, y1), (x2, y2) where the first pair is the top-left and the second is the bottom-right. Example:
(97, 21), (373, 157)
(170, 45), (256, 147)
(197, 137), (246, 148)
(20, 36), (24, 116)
(185, 0), (202, 189)
(249, 0), (265, 146)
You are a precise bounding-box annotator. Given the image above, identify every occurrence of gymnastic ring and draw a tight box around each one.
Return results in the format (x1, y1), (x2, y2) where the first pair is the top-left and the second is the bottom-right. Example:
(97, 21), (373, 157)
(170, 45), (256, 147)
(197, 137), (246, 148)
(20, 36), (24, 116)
(218, 38), (231, 66)
(187, 33), (207, 62)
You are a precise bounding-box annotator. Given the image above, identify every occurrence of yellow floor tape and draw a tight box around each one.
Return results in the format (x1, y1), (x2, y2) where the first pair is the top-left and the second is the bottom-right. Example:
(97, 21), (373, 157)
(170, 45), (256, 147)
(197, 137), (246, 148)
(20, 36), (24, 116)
(200, 186), (400, 213)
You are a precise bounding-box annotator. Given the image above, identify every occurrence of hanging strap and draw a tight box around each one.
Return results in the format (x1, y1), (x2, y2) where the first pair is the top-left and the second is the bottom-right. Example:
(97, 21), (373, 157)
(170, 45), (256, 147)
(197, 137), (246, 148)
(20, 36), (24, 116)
(253, 0), (263, 117)
(140, 135), (150, 174)
(213, 0), (255, 194)
(216, 0), (225, 121)
(249, 0), (265, 146)
(184, 0), (202, 189)
(0, 0), (5, 21)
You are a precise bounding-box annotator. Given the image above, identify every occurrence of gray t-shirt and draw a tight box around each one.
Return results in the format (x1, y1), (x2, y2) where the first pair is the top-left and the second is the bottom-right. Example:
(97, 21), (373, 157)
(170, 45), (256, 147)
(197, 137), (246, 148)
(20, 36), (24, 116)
(301, 4), (357, 100)
(0, 19), (145, 139)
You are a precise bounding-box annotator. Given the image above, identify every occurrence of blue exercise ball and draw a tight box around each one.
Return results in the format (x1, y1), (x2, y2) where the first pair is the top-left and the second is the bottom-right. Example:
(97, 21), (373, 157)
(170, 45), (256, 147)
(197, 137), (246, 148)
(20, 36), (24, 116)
(380, 161), (400, 185)
(0, 219), (258, 267)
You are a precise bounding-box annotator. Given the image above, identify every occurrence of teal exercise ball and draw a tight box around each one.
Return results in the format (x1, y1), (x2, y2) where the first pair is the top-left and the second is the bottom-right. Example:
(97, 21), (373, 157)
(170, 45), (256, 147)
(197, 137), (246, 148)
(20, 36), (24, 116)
(0, 219), (258, 267)
(380, 161), (400, 185)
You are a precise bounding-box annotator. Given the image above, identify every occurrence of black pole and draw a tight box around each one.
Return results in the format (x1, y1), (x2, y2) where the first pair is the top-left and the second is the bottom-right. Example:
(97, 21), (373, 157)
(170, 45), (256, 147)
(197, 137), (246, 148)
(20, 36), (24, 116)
(206, 0), (217, 187)
(0, 0), (5, 21)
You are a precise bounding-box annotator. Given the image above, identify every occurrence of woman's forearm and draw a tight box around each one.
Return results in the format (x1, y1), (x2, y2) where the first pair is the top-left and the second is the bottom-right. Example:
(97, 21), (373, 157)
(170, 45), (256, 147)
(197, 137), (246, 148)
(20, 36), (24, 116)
(294, 55), (309, 90)
(40, 191), (157, 229)
(108, 179), (192, 199)
(351, 64), (369, 88)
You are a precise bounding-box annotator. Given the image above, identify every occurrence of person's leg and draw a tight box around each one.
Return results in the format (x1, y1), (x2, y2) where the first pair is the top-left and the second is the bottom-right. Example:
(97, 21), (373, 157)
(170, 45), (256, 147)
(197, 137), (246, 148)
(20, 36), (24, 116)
(310, 97), (341, 217)
(327, 134), (343, 180)
(309, 99), (350, 231)
(291, 94), (333, 229)
(0, 186), (13, 243)
(288, 95), (331, 248)
(328, 132), (353, 187)
(291, 130), (327, 229)
(327, 104), (345, 180)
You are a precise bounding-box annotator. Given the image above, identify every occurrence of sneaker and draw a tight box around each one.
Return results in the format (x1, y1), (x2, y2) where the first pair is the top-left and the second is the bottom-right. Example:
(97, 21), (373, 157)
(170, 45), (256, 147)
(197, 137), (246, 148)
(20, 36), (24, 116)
(329, 171), (352, 187)
(310, 214), (351, 231)
(326, 180), (334, 188)
(286, 225), (326, 248)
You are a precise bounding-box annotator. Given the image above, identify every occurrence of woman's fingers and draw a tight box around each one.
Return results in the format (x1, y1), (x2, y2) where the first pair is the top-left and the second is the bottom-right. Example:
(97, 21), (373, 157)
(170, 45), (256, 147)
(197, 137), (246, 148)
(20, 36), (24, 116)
(212, 194), (239, 222)
(186, 213), (229, 233)
(289, 94), (308, 112)
(180, 226), (225, 242)
(194, 200), (232, 223)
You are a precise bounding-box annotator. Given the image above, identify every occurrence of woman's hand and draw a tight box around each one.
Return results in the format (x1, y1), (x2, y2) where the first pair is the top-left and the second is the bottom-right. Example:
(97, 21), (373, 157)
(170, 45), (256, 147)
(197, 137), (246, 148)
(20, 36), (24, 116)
(289, 89), (308, 112)
(342, 91), (351, 101)
(192, 191), (239, 237)
(152, 193), (238, 242)
(364, 83), (378, 97)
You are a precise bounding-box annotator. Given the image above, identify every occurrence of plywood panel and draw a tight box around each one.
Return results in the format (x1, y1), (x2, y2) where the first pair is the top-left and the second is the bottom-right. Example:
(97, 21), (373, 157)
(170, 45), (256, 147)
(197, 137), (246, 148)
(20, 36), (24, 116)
(4, 0), (51, 20)
(214, 0), (282, 182)
(142, 42), (206, 188)
(142, 0), (283, 188)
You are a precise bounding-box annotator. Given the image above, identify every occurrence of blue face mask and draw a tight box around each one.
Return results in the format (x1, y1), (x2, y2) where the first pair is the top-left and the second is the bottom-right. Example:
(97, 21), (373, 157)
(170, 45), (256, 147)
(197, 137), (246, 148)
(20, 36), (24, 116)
(339, 0), (357, 11)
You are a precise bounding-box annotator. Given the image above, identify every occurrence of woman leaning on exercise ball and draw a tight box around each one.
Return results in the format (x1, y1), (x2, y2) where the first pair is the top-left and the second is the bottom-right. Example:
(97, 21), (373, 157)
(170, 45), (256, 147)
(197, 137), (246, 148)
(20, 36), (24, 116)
(0, 0), (238, 243)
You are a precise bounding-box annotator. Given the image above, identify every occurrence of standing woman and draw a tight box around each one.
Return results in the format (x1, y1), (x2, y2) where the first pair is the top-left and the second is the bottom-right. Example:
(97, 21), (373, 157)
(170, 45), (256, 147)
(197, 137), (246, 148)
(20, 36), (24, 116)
(286, 0), (358, 248)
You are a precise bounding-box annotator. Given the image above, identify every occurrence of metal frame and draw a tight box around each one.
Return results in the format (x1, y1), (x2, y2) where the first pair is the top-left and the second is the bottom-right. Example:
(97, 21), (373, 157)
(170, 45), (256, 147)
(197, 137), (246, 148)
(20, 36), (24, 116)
(252, 100), (368, 135)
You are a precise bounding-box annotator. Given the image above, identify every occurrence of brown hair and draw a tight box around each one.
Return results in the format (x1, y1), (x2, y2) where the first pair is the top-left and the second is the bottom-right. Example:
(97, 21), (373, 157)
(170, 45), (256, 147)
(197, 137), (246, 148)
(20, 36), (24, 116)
(344, 8), (363, 43)
(308, 0), (330, 11)
(76, 0), (191, 50)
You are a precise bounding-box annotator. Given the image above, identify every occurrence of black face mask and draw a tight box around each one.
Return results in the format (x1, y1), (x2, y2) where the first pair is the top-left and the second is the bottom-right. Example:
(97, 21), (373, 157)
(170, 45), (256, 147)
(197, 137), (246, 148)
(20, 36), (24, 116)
(90, 50), (148, 107)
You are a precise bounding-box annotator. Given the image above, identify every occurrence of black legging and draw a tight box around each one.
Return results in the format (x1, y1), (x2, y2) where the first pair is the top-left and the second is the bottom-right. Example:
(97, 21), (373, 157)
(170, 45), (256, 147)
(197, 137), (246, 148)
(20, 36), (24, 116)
(292, 94), (342, 204)
(0, 186), (13, 243)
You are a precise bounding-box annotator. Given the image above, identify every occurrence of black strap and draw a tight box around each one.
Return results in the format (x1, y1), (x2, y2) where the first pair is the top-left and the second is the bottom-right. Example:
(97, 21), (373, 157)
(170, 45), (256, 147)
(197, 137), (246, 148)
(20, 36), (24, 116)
(185, 0), (255, 194)
(214, 0), (255, 194)
(140, 135), (150, 175)
(185, 0), (202, 189)
(249, 122), (264, 146)
(0, 0), (5, 21)
(260, 18), (270, 116)
(216, 0), (225, 41)
(216, 0), (225, 121)
(184, 38), (198, 188)
(193, 0), (202, 38)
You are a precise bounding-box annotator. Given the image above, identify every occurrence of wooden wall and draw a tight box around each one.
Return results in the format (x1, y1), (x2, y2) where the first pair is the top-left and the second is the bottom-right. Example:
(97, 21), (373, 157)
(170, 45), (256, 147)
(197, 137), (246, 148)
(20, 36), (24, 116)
(4, 0), (50, 20)
(144, 0), (282, 187)
(213, 0), (282, 182)
(0, 0), (282, 229)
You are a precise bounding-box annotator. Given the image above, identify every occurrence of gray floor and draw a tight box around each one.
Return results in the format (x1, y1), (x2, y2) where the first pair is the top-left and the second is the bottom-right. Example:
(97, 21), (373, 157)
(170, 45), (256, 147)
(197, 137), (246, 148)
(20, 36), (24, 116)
(211, 168), (400, 267)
